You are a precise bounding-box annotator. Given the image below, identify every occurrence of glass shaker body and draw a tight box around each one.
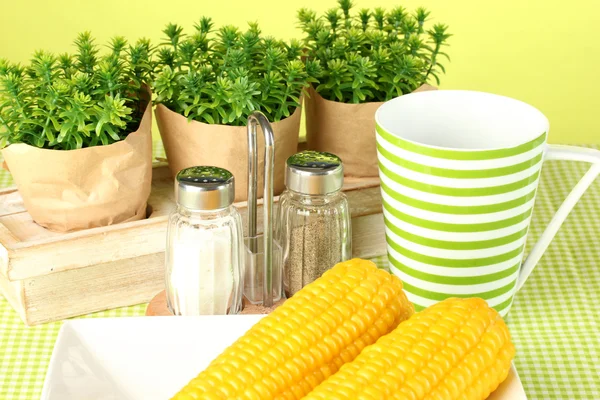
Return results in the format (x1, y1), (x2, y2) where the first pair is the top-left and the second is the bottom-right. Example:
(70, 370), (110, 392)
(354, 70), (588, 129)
(278, 189), (351, 296)
(277, 151), (352, 297)
(165, 166), (243, 316)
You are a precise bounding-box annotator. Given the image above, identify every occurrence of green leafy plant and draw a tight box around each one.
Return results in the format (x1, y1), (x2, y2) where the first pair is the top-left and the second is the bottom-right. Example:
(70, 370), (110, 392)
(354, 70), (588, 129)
(153, 18), (314, 126)
(0, 32), (154, 150)
(298, 1), (451, 103)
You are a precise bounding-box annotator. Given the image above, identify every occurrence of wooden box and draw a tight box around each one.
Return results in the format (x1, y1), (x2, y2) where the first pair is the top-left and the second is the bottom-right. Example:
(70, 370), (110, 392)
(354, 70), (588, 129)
(0, 165), (386, 325)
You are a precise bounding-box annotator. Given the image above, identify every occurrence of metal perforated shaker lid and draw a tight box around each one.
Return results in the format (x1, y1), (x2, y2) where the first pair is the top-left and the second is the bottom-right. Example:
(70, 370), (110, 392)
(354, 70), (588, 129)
(175, 166), (234, 210)
(285, 151), (344, 195)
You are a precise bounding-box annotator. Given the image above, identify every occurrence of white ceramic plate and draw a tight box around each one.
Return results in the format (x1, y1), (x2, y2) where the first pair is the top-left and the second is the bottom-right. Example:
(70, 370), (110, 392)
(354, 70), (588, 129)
(41, 316), (526, 400)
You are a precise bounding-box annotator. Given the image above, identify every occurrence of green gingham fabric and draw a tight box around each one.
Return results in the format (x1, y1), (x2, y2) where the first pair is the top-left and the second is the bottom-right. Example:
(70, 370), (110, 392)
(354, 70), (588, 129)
(0, 143), (599, 399)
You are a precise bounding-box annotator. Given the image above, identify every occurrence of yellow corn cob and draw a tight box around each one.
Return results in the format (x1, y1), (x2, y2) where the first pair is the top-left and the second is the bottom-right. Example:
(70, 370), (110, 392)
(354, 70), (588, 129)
(172, 259), (414, 400)
(303, 297), (515, 400)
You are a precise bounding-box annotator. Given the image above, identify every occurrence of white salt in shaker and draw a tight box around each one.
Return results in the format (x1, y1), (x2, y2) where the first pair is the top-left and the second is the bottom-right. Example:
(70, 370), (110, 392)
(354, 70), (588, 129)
(165, 166), (243, 315)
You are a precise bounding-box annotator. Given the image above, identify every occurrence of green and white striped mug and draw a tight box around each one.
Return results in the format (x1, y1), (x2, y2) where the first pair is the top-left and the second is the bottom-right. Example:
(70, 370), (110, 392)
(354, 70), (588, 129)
(375, 90), (600, 316)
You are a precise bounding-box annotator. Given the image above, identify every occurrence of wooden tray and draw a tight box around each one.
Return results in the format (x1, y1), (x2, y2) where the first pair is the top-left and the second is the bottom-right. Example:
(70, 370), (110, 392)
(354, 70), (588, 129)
(0, 164), (386, 325)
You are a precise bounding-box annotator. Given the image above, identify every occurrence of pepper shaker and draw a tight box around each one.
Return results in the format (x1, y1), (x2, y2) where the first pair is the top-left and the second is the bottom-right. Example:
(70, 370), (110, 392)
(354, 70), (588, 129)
(165, 166), (244, 315)
(276, 151), (352, 297)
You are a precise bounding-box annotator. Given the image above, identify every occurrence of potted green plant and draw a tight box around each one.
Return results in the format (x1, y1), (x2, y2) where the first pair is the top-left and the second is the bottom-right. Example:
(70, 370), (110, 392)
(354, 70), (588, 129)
(299, 1), (451, 177)
(0, 33), (154, 232)
(153, 18), (314, 201)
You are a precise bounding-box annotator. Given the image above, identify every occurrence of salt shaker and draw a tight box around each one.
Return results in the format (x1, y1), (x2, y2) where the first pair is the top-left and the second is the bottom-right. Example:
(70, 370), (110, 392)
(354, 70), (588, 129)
(165, 166), (244, 315)
(277, 151), (352, 297)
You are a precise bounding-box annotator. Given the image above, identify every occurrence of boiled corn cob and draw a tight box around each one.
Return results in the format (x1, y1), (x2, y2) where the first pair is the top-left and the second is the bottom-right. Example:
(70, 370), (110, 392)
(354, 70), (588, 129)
(304, 297), (515, 400)
(172, 259), (414, 400)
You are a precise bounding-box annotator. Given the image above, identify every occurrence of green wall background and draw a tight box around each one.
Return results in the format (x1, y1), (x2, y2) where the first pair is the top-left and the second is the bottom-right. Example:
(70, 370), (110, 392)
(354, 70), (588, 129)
(1, 0), (599, 144)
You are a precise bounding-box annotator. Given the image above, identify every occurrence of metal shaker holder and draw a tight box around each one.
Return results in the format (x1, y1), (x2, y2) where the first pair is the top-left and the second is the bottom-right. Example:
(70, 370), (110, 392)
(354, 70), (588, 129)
(243, 111), (282, 306)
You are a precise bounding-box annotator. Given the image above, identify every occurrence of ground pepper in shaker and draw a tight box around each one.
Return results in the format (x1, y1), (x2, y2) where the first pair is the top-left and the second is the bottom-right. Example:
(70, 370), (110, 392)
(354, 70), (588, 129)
(165, 166), (244, 315)
(277, 151), (352, 297)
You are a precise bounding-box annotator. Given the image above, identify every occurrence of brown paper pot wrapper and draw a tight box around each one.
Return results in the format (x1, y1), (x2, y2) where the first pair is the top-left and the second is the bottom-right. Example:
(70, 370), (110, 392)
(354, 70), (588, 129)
(305, 84), (437, 177)
(1, 101), (153, 232)
(156, 104), (301, 202)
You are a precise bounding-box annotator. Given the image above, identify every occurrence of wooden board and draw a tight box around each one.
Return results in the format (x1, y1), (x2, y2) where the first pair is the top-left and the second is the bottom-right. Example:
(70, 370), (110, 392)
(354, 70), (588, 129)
(0, 164), (386, 325)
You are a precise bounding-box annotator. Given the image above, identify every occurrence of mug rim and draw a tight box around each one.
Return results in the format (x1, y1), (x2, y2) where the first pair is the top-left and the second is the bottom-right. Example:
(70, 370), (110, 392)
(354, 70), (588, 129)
(375, 90), (550, 154)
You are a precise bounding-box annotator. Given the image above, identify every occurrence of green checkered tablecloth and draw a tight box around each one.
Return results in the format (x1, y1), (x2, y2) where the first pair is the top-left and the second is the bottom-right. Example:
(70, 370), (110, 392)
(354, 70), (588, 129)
(1, 143), (599, 399)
